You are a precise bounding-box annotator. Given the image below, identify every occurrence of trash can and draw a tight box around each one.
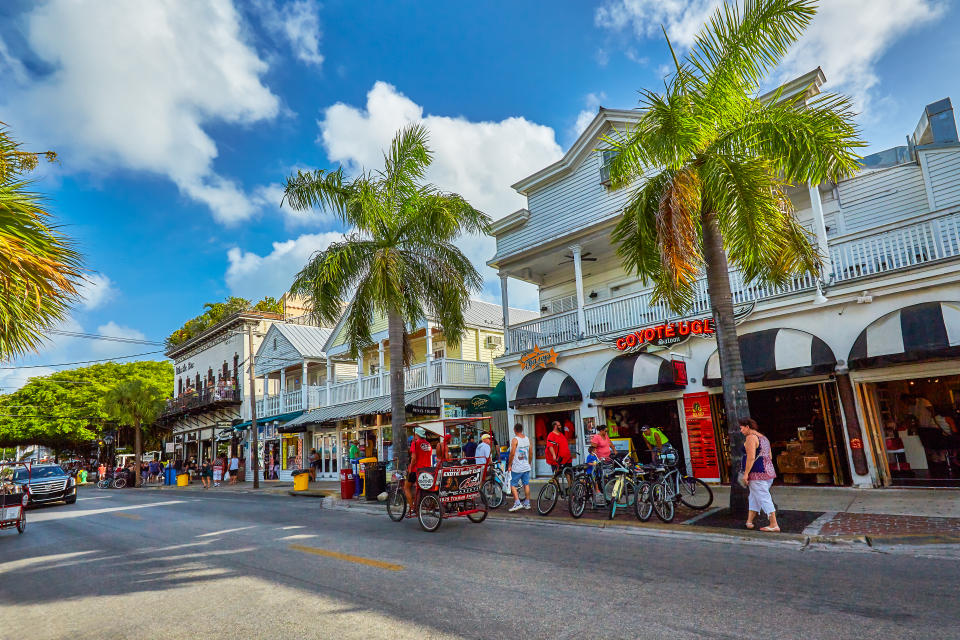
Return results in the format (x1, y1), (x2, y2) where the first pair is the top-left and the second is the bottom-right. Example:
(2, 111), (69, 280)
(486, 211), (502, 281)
(339, 468), (355, 499)
(358, 457), (377, 495)
(164, 467), (177, 485)
(364, 461), (387, 502)
(292, 469), (310, 491)
(176, 473), (189, 487)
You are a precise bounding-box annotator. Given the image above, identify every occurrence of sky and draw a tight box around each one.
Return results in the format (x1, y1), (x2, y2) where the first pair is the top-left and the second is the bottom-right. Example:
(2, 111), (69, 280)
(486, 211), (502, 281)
(0, 0), (958, 391)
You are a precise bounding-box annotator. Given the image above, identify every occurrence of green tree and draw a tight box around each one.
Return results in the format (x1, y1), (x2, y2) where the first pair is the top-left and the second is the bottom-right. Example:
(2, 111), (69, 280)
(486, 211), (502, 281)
(103, 378), (167, 487)
(605, 0), (862, 514)
(166, 296), (283, 347)
(283, 124), (489, 472)
(0, 124), (83, 360)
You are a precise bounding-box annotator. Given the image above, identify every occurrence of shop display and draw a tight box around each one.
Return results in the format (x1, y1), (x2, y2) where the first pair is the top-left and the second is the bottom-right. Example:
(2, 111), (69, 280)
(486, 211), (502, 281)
(776, 426), (833, 484)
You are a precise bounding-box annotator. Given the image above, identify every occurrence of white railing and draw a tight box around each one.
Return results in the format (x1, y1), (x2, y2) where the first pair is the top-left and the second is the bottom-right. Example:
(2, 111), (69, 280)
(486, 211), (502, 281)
(307, 385), (327, 409)
(405, 362), (429, 389)
(440, 359), (491, 386)
(264, 394), (280, 416)
(282, 389), (302, 412)
(508, 210), (960, 353)
(360, 374), (382, 398)
(330, 379), (358, 405)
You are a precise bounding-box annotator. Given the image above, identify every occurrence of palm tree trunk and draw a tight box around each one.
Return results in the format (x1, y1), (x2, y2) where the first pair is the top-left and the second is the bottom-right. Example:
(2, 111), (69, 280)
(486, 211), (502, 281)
(388, 310), (409, 473)
(133, 420), (143, 488)
(702, 209), (750, 517)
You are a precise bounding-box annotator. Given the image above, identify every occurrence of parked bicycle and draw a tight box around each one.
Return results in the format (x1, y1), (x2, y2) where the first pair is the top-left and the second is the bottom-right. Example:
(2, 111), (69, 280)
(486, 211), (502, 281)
(480, 459), (505, 509)
(536, 462), (575, 515)
(96, 472), (127, 489)
(567, 463), (607, 518)
(645, 447), (714, 522)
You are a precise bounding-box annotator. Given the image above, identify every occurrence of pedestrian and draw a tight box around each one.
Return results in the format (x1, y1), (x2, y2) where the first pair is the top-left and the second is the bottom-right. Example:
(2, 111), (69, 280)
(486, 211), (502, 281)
(738, 417), (780, 532)
(462, 434), (477, 461)
(349, 440), (360, 460)
(148, 459), (160, 483)
(475, 433), (492, 468)
(590, 424), (615, 460)
(228, 453), (239, 484)
(200, 458), (213, 489)
(436, 433), (452, 465)
(309, 448), (320, 481)
(507, 423), (532, 512)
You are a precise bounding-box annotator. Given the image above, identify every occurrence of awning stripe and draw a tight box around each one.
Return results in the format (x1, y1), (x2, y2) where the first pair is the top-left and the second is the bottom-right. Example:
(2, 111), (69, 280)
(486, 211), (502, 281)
(849, 301), (960, 369)
(704, 328), (836, 386)
(510, 368), (582, 409)
(591, 353), (679, 399)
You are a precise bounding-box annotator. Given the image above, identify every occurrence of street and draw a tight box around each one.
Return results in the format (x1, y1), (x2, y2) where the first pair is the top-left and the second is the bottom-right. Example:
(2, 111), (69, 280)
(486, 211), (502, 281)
(1, 490), (958, 639)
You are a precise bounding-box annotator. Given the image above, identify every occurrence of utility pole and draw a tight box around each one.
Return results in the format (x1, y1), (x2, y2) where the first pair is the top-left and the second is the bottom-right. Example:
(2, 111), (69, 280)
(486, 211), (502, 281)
(247, 324), (260, 489)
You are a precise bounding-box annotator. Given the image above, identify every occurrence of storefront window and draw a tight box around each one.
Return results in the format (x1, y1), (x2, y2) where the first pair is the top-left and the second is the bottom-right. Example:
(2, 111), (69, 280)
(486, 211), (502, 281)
(603, 401), (680, 465)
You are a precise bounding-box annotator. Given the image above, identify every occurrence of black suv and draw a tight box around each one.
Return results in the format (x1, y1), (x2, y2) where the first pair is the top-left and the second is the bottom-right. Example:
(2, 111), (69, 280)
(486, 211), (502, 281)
(13, 465), (78, 505)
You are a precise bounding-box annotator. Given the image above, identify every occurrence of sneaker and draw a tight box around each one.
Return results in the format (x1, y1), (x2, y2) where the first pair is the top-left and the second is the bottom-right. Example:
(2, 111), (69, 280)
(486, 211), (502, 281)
(508, 502), (524, 512)
(523, 501), (531, 510)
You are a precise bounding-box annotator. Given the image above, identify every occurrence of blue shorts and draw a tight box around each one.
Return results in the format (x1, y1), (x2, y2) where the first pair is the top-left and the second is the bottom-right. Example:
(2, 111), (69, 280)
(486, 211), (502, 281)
(511, 470), (530, 487)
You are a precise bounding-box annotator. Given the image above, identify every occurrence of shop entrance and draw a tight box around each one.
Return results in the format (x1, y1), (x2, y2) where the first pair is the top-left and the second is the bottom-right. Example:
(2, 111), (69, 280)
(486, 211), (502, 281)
(859, 374), (960, 486)
(313, 432), (339, 479)
(521, 409), (578, 477)
(601, 399), (681, 465)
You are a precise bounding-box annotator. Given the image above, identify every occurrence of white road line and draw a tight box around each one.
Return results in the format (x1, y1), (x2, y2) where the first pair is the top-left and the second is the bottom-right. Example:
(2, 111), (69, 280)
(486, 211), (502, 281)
(197, 525), (257, 537)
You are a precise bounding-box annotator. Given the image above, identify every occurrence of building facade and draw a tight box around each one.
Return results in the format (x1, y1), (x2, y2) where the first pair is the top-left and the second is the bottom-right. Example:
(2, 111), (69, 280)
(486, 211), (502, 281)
(491, 78), (960, 489)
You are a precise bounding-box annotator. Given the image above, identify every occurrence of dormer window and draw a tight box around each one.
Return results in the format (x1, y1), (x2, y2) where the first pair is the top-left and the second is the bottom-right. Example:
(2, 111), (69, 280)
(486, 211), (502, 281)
(599, 149), (616, 186)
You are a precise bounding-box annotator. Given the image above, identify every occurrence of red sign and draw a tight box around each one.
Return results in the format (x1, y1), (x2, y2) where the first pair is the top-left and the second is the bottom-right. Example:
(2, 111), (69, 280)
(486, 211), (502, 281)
(683, 392), (720, 481)
(615, 318), (715, 350)
(672, 360), (688, 386)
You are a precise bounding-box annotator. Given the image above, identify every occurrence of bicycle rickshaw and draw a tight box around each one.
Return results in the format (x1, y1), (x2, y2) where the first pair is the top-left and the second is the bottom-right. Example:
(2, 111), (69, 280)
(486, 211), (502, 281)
(0, 461), (31, 535)
(386, 417), (494, 532)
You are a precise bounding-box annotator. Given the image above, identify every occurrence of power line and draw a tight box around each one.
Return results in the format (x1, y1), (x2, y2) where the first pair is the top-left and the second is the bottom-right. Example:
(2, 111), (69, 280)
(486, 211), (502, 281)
(0, 350), (167, 370)
(47, 329), (165, 346)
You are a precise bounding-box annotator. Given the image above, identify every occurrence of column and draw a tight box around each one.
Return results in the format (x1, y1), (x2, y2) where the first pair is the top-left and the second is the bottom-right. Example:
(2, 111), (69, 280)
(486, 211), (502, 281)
(325, 360), (333, 407)
(834, 371), (871, 480)
(357, 352), (365, 399)
(570, 243), (586, 338)
(279, 369), (286, 412)
(261, 374), (268, 415)
(301, 360), (309, 410)
(499, 272), (511, 353)
(808, 183), (833, 279)
(378, 341), (385, 396)
(425, 321), (434, 385)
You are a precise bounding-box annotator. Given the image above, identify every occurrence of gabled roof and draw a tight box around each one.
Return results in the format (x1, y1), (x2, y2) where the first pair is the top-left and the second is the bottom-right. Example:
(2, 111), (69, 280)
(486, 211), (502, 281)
(272, 324), (333, 358)
(254, 323), (333, 375)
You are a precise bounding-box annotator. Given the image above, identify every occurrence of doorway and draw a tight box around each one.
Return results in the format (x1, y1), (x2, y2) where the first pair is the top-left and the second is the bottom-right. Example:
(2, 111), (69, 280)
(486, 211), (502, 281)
(313, 432), (339, 480)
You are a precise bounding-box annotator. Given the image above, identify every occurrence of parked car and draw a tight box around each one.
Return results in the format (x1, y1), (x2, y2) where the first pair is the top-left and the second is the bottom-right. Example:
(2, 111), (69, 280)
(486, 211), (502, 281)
(12, 464), (77, 505)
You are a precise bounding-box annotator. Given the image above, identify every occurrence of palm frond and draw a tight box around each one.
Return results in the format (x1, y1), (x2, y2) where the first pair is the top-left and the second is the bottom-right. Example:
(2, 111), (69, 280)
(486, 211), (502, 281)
(383, 123), (432, 199)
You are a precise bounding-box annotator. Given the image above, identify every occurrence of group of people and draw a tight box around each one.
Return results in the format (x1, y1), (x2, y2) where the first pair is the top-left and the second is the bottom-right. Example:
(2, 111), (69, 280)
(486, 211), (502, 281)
(401, 427), (496, 516)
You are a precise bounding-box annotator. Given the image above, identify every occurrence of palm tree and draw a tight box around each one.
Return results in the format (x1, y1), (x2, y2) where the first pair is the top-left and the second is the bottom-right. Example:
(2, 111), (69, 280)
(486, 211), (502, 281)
(103, 380), (166, 487)
(0, 124), (83, 360)
(283, 124), (490, 473)
(605, 0), (862, 514)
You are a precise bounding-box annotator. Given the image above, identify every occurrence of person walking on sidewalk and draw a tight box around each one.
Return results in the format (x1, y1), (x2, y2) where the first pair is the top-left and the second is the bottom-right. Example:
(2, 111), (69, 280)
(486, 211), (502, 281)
(508, 423), (532, 512)
(739, 417), (779, 532)
(228, 454), (239, 484)
(200, 458), (213, 489)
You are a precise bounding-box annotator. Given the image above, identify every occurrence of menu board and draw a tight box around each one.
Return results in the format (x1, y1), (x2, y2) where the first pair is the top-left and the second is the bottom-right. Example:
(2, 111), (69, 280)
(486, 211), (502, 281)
(683, 392), (720, 481)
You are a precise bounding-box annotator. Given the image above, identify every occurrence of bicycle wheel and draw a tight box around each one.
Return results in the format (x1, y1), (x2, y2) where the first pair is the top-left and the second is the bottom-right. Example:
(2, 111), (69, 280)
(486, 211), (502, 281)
(113, 477), (127, 489)
(635, 482), (653, 522)
(17, 511), (26, 534)
(568, 480), (588, 519)
(417, 493), (443, 532)
(466, 499), (487, 523)
(96, 479), (109, 489)
(678, 476), (713, 510)
(536, 481), (559, 516)
(481, 479), (504, 509)
(652, 483), (675, 523)
(386, 485), (407, 522)
(609, 477), (635, 520)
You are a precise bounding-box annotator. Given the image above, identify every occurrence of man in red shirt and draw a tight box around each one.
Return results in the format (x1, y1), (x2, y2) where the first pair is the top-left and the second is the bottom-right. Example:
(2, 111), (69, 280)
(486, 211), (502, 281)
(404, 427), (435, 514)
(545, 420), (572, 473)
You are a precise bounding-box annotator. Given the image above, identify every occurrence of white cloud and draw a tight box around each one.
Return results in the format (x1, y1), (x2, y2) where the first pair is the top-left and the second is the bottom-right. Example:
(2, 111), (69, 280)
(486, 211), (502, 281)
(593, 0), (944, 110)
(254, 0), (324, 67)
(572, 92), (607, 140)
(77, 273), (116, 311)
(225, 231), (347, 300)
(0, 0), (280, 224)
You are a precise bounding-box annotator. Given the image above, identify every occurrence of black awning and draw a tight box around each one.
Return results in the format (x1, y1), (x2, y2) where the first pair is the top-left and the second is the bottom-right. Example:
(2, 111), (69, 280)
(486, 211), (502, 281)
(509, 368), (582, 409)
(591, 352), (681, 399)
(848, 301), (960, 369)
(704, 328), (836, 387)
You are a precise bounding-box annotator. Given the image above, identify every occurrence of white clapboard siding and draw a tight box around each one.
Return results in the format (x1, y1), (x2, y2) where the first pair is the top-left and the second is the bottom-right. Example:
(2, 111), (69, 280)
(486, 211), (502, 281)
(255, 326), (302, 375)
(836, 163), (929, 233)
(927, 149), (960, 210)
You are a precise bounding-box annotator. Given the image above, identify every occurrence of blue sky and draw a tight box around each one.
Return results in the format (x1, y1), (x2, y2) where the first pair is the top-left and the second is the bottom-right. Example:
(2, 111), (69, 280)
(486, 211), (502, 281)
(0, 0), (958, 390)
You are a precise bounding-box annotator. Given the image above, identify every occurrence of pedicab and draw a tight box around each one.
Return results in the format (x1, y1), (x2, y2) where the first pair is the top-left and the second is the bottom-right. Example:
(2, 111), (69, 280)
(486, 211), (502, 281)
(386, 417), (493, 532)
(0, 461), (30, 535)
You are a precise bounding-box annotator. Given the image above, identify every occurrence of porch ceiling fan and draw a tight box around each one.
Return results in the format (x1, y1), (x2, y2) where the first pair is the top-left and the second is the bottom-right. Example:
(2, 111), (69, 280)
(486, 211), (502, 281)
(559, 251), (597, 265)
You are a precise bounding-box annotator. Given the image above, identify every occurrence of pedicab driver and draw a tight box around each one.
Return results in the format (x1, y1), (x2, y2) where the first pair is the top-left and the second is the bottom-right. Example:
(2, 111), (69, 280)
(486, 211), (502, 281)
(404, 427), (435, 515)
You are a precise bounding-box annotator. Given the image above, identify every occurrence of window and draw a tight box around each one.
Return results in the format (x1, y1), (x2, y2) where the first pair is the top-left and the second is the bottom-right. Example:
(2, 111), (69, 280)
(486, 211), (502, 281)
(273, 338), (278, 350)
(599, 149), (616, 186)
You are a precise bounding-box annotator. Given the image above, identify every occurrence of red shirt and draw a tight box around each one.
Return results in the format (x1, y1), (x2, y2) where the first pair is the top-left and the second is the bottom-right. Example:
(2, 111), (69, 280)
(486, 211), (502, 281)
(546, 431), (572, 465)
(410, 437), (434, 470)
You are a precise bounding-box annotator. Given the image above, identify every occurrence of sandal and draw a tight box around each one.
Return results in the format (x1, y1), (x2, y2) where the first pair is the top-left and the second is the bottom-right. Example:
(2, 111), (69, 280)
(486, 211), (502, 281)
(759, 526), (780, 532)
(745, 522), (755, 529)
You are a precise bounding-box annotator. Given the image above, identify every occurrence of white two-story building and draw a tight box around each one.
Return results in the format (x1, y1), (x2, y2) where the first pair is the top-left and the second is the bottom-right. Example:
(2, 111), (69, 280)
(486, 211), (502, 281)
(491, 71), (960, 493)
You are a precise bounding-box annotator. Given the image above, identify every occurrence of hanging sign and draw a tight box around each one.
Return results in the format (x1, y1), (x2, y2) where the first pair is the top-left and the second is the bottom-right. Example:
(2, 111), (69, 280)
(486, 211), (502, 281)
(672, 360), (688, 386)
(519, 344), (558, 370)
(615, 318), (715, 351)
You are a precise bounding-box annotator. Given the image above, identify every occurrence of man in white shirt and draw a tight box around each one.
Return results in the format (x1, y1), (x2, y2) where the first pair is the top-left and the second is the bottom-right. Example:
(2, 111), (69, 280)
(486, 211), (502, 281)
(229, 455), (240, 484)
(475, 433), (492, 467)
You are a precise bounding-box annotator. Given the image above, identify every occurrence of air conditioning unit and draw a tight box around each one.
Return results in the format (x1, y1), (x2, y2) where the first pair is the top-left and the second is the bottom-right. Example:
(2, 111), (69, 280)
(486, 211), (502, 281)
(485, 335), (503, 349)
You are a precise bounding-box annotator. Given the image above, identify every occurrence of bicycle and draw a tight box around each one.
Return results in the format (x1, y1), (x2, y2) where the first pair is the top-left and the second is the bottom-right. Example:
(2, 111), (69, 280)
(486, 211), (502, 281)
(646, 447), (713, 522)
(96, 473), (127, 489)
(567, 463), (607, 518)
(536, 462), (574, 515)
(606, 454), (645, 520)
(480, 460), (505, 509)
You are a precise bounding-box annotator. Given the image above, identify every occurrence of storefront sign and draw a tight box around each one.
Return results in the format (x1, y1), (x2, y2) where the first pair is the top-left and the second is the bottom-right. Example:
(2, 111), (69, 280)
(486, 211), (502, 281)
(519, 344), (558, 370)
(614, 318), (715, 351)
(165, 442), (175, 453)
(672, 360), (688, 386)
(407, 404), (440, 417)
(682, 392), (720, 481)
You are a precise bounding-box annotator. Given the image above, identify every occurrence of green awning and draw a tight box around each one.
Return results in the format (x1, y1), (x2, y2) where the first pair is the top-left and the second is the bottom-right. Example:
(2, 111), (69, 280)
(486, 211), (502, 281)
(468, 379), (506, 413)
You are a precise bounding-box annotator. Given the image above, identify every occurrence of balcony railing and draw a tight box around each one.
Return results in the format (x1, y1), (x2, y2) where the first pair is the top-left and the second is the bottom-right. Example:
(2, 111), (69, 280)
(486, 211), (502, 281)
(508, 209), (960, 353)
(255, 359), (492, 415)
(161, 385), (241, 420)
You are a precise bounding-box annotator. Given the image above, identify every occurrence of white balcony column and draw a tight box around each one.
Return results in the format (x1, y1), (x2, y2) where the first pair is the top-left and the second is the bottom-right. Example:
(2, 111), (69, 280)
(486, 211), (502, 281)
(279, 369), (286, 411)
(425, 322), (434, 384)
(378, 341), (385, 395)
(301, 360), (309, 410)
(570, 243), (587, 338)
(808, 182), (834, 278)
(357, 352), (365, 399)
(499, 272), (511, 353)
(325, 360), (333, 407)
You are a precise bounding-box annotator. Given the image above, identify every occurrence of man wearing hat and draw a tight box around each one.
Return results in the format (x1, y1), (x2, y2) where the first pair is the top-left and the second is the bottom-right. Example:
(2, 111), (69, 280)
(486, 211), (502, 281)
(404, 427), (434, 514)
(641, 424), (670, 460)
(474, 433), (492, 468)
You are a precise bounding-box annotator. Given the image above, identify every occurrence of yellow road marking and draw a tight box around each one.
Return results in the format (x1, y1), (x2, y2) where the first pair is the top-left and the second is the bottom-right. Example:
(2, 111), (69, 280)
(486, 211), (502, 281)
(288, 544), (404, 571)
(112, 512), (142, 520)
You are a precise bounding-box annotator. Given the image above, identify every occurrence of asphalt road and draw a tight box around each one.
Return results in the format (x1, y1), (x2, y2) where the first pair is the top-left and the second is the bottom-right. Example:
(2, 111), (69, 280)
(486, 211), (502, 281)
(2, 489), (959, 640)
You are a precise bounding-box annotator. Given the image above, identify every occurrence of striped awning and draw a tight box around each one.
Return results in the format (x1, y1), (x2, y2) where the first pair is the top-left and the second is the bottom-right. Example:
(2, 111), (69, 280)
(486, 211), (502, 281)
(704, 328), (836, 387)
(509, 368), (582, 409)
(849, 301), (960, 369)
(591, 353), (681, 399)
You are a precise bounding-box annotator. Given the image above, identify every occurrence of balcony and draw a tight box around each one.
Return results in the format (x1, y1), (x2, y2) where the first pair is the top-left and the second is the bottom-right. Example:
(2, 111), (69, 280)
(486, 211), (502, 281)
(160, 386), (242, 422)
(254, 358), (492, 417)
(507, 209), (960, 353)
